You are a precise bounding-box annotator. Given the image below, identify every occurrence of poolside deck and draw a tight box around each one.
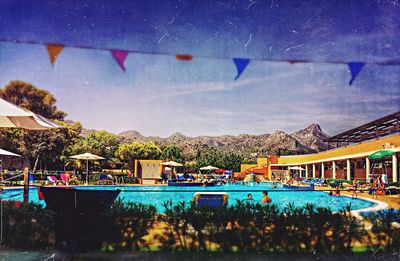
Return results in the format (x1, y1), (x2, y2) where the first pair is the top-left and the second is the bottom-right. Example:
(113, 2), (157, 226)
(314, 186), (400, 209)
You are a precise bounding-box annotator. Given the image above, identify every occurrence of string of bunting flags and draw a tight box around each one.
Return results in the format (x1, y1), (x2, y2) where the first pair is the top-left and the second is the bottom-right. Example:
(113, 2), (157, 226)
(1, 38), (399, 85)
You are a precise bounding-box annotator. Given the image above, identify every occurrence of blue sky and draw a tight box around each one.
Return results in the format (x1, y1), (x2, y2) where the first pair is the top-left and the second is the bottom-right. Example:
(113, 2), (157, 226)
(0, 0), (399, 137)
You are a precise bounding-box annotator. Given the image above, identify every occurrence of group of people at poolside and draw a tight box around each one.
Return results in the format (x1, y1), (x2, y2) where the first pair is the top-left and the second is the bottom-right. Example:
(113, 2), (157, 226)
(340, 175), (388, 198)
(246, 191), (272, 204)
(368, 174), (388, 196)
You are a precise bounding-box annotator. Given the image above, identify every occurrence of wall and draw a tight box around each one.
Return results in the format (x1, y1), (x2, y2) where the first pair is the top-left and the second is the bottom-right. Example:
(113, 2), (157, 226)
(134, 160), (162, 180)
(240, 164), (257, 173)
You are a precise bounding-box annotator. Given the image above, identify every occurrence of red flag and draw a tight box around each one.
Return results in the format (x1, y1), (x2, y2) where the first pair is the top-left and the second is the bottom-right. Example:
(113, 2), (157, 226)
(175, 54), (193, 61)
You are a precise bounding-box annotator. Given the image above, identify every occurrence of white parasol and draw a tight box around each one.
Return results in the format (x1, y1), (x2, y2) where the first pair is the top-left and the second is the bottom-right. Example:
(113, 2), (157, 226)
(70, 152), (105, 185)
(0, 98), (63, 129)
(200, 165), (218, 171)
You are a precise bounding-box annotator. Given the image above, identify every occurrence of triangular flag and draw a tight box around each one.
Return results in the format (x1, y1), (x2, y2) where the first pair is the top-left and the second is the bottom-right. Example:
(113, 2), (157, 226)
(175, 54), (193, 61)
(288, 60), (306, 65)
(233, 58), (250, 80)
(110, 49), (129, 71)
(348, 62), (365, 85)
(46, 44), (64, 66)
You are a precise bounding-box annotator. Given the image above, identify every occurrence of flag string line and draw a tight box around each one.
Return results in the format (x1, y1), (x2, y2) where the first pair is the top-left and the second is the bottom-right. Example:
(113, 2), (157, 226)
(1, 37), (400, 66)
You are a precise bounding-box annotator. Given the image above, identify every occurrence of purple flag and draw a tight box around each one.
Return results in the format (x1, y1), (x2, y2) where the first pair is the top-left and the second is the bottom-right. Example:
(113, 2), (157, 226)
(110, 49), (129, 71)
(348, 62), (365, 85)
(233, 58), (251, 80)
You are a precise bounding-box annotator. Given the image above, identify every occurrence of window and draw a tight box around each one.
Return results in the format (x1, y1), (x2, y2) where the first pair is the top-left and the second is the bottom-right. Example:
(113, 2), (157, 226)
(356, 160), (365, 169)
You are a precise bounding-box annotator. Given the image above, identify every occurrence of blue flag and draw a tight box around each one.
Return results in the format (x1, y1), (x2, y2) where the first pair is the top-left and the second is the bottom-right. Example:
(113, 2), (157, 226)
(233, 58), (251, 80)
(348, 62), (365, 85)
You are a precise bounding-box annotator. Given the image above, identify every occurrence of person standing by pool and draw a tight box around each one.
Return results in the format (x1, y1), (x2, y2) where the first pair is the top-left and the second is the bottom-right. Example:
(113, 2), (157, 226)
(352, 178), (359, 198)
(262, 191), (271, 204)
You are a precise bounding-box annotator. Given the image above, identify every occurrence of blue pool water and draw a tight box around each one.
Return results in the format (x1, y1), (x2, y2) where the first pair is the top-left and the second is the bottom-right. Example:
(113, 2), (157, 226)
(1, 183), (375, 212)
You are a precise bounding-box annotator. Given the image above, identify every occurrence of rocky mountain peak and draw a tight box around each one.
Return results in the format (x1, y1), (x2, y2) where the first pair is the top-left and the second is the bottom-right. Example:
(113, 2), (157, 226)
(118, 130), (144, 140)
(167, 132), (188, 140)
(291, 123), (330, 152)
(305, 123), (323, 135)
(269, 130), (289, 138)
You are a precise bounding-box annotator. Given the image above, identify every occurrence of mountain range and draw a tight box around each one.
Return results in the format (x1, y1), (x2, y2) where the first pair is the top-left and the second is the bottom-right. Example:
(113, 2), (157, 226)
(113, 123), (332, 159)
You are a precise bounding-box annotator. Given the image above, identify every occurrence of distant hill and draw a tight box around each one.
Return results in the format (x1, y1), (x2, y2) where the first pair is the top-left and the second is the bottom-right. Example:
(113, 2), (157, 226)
(113, 123), (331, 159)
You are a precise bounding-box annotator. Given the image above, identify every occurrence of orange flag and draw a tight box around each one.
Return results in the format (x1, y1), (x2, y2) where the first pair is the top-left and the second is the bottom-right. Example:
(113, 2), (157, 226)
(46, 44), (64, 66)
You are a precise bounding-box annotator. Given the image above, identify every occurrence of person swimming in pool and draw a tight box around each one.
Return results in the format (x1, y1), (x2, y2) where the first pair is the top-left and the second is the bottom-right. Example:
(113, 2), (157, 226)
(247, 193), (253, 200)
(262, 191), (271, 204)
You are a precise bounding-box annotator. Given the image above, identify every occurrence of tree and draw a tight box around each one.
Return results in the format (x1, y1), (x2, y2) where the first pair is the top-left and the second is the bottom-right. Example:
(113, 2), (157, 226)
(0, 129), (25, 154)
(22, 121), (84, 172)
(23, 130), (65, 172)
(195, 149), (243, 172)
(58, 121), (84, 165)
(116, 142), (144, 171)
(83, 131), (120, 165)
(220, 152), (243, 172)
(0, 80), (66, 120)
(142, 141), (162, 160)
(161, 144), (183, 162)
(195, 149), (221, 171)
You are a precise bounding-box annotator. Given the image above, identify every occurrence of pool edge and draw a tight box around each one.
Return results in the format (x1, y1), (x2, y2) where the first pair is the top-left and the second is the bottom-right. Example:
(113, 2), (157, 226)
(340, 195), (389, 218)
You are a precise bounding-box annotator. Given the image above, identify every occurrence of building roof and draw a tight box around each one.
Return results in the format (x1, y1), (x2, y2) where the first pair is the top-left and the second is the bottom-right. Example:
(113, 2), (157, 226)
(277, 133), (400, 165)
(324, 111), (400, 143)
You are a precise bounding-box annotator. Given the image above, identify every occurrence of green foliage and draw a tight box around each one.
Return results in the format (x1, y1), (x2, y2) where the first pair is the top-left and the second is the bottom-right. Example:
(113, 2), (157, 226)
(142, 141), (162, 160)
(101, 200), (158, 251)
(220, 152), (243, 171)
(162, 144), (183, 162)
(159, 201), (369, 253)
(0, 80), (66, 120)
(21, 121), (84, 171)
(2, 201), (400, 254)
(116, 141), (161, 171)
(84, 131), (120, 161)
(57, 121), (84, 163)
(0, 128), (25, 153)
(23, 130), (66, 171)
(361, 209), (400, 250)
(1, 202), (55, 249)
(116, 141), (144, 171)
(195, 149), (243, 171)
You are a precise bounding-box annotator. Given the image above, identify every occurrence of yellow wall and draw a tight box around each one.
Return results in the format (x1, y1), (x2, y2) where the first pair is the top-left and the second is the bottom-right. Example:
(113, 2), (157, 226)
(257, 158), (268, 167)
(240, 158), (269, 173)
(278, 134), (400, 165)
(240, 164), (257, 173)
(134, 159), (163, 179)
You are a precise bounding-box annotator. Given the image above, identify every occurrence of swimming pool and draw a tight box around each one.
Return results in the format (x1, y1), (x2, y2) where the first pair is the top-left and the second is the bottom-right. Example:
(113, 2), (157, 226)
(1, 182), (375, 212)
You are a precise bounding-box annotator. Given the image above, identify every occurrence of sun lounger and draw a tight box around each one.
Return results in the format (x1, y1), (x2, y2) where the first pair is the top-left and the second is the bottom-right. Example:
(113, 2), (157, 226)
(385, 186), (399, 196)
(60, 173), (79, 185)
(0, 175), (11, 186)
(97, 174), (113, 185)
(47, 176), (59, 185)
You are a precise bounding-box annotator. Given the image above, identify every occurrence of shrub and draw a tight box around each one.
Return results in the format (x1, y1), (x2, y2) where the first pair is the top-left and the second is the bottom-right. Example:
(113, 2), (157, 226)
(362, 209), (400, 251)
(158, 200), (367, 253)
(1, 201), (55, 249)
(100, 199), (158, 251)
